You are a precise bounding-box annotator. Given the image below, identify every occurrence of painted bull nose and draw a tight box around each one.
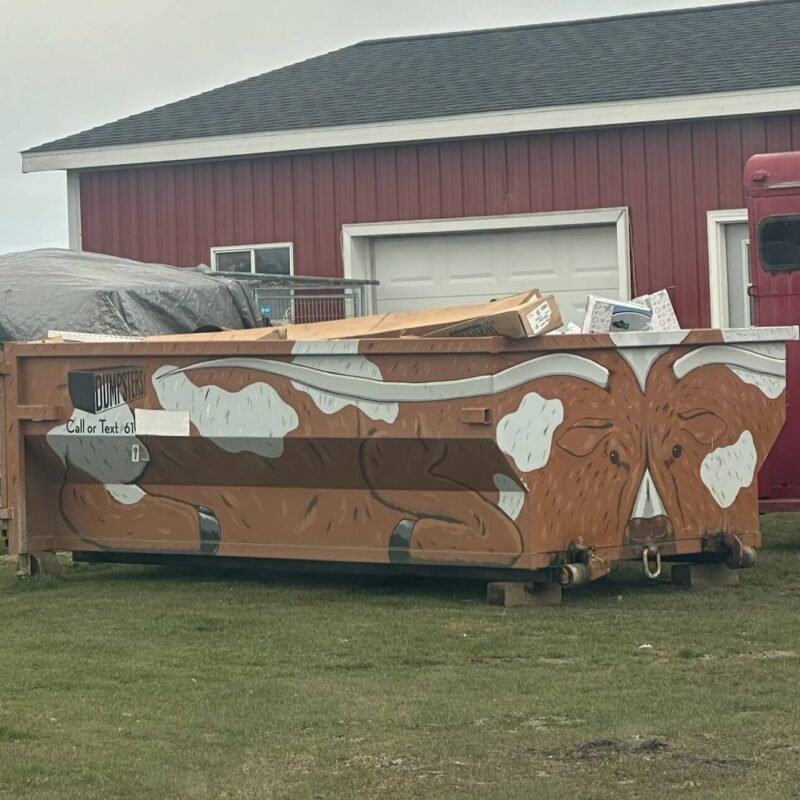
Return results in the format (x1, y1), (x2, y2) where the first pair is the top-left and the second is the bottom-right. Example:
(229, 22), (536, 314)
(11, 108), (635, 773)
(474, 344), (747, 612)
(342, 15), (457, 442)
(631, 468), (666, 519)
(625, 515), (674, 544)
(625, 468), (674, 545)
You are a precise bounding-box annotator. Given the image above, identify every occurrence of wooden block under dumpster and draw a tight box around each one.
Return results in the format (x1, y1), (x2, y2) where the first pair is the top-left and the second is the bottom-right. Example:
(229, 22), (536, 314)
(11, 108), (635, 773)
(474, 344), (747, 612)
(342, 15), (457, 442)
(0, 325), (796, 596)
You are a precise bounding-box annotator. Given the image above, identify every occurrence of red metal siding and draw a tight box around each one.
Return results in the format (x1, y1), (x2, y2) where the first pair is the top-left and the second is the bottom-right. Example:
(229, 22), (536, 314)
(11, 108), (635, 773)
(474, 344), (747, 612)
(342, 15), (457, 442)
(396, 145), (420, 220)
(667, 125), (695, 320)
(438, 142), (464, 218)
(79, 112), (800, 328)
(505, 137), (530, 213)
(417, 143), (441, 219)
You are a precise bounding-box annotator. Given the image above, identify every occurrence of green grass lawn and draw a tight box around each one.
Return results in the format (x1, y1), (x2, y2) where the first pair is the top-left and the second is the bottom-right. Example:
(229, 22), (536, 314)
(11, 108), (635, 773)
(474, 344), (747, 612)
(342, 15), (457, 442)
(2, 516), (800, 800)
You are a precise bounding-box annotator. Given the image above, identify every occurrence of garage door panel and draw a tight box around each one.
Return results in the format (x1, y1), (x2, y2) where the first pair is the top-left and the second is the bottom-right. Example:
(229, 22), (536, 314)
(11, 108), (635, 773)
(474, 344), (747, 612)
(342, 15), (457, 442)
(378, 291), (501, 314)
(372, 223), (622, 325)
(376, 287), (617, 318)
(505, 267), (619, 292)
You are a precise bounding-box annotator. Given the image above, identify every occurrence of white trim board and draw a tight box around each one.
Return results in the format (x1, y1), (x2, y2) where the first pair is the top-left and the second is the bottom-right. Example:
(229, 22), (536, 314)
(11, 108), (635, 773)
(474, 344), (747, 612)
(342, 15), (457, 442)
(707, 208), (748, 328)
(21, 85), (800, 173)
(342, 208), (631, 315)
(66, 170), (82, 250)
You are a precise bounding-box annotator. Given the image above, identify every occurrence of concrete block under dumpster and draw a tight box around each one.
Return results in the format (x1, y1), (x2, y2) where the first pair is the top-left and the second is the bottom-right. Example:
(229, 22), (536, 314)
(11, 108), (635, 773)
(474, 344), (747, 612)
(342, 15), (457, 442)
(1, 326), (796, 598)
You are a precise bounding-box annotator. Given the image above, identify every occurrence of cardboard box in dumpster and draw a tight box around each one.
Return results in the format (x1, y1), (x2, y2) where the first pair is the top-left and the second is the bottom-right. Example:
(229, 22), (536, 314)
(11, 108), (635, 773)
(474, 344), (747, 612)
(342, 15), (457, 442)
(581, 295), (653, 333)
(581, 288), (681, 334)
(272, 291), (551, 340)
(422, 293), (561, 338)
(632, 288), (681, 331)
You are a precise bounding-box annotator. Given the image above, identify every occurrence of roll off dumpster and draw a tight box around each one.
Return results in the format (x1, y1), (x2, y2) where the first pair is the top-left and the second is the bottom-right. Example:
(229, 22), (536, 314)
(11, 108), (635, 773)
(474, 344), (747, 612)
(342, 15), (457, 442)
(0, 325), (795, 603)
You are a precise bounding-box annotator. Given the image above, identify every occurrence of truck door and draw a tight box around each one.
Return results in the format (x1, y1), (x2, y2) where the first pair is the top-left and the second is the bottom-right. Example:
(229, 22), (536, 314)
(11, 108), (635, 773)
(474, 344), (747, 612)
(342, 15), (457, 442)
(745, 153), (800, 509)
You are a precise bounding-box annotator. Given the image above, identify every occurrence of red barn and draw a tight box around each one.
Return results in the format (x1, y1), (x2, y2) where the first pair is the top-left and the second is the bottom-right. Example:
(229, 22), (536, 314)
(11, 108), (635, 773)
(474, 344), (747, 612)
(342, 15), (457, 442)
(21, 0), (800, 332)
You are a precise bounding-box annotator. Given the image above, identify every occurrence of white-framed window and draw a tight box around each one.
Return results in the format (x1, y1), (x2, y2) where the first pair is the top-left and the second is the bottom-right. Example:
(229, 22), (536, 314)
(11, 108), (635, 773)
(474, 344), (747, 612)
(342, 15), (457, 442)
(210, 242), (293, 276)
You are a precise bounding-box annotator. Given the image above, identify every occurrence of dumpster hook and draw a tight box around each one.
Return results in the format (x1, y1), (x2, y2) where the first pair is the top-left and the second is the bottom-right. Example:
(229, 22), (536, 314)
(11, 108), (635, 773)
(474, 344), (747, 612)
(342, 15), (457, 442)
(642, 546), (661, 580)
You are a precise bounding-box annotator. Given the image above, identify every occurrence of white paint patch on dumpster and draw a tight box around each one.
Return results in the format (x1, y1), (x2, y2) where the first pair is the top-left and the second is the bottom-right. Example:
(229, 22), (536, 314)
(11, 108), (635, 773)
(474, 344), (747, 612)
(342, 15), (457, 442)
(496, 393), (564, 473)
(164, 353), (608, 404)
(47, 405), (147, 486)
(106, 484), (147, 505)
(291, 341), (399, 422)
(134, 408), (190, 436)
(611, 346), (668, 392)
(673, 345), (785, 384)
(730, 368), (786, 399)
(289, 340), (361, 356)
(153, 365), (299, 459)
(610, 331), (688, 348)
(700, 430), (757, 508)
(493, 473), (526, 521)
(724, 341), (785, 360)
(721, 327), (797, 343)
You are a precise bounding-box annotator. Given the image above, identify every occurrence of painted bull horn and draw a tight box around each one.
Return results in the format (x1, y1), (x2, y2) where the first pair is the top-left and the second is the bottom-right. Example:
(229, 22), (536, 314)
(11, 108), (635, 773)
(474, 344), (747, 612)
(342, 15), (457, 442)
(156, 353), (610, 404)
(672, 345), (785, 380)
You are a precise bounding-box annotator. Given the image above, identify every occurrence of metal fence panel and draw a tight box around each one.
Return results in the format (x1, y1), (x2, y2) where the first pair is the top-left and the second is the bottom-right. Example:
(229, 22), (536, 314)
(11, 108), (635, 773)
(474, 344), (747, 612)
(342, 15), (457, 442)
(222, 275), (377, 326)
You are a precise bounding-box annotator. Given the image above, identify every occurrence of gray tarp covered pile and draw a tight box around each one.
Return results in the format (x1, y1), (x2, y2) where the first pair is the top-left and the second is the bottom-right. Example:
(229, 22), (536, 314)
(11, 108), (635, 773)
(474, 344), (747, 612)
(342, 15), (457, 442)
(0, 248), (261, 341)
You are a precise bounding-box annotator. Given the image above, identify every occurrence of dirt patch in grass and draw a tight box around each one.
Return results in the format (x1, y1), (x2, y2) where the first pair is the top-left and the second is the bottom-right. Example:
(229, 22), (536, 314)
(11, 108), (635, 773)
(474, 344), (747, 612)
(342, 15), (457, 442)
(535, 736), (753, 767)
(747, 649), (799, 659)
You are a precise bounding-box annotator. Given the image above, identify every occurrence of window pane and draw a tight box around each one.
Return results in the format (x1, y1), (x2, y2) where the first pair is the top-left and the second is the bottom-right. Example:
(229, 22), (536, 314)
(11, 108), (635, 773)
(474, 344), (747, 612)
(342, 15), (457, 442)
(759, 216), (800, 273)
(255, 246), (291, 275)
(215, 251), (252, 272)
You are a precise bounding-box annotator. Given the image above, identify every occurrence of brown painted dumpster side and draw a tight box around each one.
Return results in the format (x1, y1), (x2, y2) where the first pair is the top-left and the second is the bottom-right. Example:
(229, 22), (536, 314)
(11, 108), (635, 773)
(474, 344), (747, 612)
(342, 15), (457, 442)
(1, 327), (796, 583)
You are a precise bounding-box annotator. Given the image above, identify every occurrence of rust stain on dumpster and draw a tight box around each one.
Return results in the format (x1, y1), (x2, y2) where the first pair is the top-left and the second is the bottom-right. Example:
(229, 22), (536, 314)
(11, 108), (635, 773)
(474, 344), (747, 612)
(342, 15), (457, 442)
(5, 328), (793, 575)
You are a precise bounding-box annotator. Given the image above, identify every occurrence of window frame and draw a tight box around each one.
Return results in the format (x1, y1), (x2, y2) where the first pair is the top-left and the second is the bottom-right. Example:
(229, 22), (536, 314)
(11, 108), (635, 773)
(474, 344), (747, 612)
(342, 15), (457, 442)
(757, 215), (800, 274)
(209, 242), (294, 276)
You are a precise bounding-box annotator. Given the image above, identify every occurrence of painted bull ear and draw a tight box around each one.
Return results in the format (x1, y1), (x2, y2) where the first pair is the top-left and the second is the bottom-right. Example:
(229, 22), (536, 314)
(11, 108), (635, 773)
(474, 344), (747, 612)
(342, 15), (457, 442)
(678, 408), (728, 446)
(557, 418), (613, 457)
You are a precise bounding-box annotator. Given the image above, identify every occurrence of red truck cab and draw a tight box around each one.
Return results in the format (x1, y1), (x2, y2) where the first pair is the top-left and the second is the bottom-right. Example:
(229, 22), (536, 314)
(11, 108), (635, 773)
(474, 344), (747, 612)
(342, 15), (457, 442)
(745, 152), (800, 510)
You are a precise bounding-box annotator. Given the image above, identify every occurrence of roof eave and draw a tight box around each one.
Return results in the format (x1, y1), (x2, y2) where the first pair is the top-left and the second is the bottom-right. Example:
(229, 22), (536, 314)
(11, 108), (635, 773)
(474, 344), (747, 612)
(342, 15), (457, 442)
(21, 85), (800, 174)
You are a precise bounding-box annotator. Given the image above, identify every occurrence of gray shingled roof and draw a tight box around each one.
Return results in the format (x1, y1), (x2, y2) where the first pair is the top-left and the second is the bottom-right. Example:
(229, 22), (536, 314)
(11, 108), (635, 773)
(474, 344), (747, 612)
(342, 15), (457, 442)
(25, 0), (800, 154)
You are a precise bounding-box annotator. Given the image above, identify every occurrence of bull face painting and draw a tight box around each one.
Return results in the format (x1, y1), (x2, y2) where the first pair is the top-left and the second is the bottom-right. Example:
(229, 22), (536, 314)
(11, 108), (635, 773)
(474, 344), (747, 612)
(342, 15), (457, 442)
(42, 330), (790, 574)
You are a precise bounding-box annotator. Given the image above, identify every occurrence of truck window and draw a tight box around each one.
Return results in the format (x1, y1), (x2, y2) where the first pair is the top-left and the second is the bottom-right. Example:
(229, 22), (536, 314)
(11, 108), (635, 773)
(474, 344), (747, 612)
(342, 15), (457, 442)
(759, 215), (800, 273)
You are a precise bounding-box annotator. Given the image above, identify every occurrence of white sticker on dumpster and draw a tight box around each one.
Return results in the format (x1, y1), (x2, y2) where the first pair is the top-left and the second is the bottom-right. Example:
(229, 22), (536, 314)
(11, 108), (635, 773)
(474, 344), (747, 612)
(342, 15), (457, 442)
(134, 409), (190, 436)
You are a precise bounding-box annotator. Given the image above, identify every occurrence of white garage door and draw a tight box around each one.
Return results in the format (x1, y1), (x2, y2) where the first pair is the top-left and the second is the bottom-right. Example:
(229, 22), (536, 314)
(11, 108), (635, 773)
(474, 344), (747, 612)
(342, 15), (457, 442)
(371, 224), (622, 325)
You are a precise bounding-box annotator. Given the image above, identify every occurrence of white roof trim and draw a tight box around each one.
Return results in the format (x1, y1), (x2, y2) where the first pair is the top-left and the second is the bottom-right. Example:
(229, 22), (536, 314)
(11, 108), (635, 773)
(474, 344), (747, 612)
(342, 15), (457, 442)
(21, 85), (800, 173)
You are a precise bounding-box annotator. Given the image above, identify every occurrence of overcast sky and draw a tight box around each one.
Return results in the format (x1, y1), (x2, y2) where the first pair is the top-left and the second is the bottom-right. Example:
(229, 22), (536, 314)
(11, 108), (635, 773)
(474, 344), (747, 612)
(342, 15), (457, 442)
(1, 0), (745, 255)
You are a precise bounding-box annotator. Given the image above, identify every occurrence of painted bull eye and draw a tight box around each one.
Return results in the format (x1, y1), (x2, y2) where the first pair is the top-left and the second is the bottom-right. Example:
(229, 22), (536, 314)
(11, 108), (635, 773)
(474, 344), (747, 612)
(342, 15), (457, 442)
(672, 444), (683, 459)
(609, 450), (621, 466)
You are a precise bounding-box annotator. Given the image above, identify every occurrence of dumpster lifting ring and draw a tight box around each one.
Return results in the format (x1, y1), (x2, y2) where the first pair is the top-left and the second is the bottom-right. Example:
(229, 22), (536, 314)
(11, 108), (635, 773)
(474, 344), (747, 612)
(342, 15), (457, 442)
(642, 546), (661, 580)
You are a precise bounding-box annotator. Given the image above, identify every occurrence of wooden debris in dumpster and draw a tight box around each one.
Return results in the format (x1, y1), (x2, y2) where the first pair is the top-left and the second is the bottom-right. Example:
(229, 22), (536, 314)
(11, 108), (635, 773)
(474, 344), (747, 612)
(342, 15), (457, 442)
(141, 291), (562, 342)
(147, 327), (287, 342)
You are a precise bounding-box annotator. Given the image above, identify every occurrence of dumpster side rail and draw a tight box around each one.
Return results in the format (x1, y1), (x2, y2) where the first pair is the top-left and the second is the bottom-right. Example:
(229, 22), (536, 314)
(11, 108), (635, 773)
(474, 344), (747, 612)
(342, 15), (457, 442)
(0, 348), (10, 550)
